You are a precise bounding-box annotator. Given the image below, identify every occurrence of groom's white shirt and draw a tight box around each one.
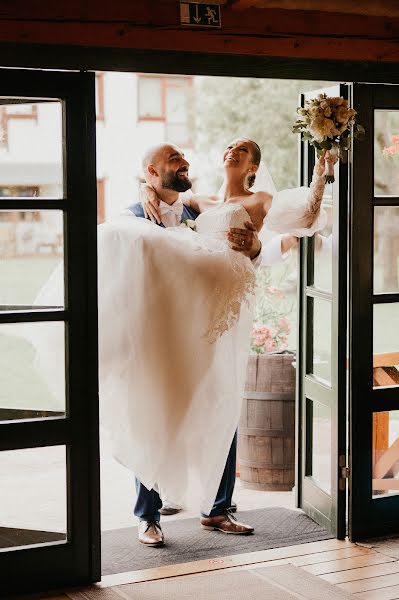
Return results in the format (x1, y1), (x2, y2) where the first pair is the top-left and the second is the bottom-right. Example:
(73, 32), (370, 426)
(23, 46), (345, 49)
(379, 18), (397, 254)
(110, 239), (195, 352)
(158, 198), (184, 227)
(252, 234), (291, 268)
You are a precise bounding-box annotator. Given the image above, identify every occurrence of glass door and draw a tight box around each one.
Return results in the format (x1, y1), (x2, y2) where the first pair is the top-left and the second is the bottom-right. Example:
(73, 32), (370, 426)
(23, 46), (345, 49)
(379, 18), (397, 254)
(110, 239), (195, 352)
(296, 84), (349, 538)
(350, 84), (399, 540)
(0, 69), (99, 595)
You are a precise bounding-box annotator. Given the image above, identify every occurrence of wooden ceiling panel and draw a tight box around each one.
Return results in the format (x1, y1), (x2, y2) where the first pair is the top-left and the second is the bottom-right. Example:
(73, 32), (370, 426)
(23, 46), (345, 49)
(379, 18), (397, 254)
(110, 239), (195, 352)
(232, 0), (399, 18)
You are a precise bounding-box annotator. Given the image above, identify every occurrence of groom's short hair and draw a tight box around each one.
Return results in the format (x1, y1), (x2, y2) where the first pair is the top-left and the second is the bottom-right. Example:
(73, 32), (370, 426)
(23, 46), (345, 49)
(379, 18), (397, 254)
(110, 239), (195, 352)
(142, 145), (163, 172)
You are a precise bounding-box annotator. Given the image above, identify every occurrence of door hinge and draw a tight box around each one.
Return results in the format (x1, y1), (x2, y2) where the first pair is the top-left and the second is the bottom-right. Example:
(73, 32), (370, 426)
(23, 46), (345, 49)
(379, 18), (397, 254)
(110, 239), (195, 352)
(341, 466), (350, 478)
(339, 455), (349, 490)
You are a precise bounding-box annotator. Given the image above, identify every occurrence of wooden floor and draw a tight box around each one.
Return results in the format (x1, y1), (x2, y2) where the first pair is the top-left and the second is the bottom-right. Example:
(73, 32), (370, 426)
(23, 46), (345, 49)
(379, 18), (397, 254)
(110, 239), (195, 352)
(21, 536), (399, 599)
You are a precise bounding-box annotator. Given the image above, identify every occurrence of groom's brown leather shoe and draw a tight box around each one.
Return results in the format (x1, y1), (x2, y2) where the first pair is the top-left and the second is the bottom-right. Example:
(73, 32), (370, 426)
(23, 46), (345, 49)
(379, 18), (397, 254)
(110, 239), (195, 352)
(200, 510), (254, 535)
(138, 520), (165, 546)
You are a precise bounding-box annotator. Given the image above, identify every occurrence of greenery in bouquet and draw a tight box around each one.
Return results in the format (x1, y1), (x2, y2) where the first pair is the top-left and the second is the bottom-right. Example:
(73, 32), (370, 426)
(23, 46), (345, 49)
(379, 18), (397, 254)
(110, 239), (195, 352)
(250, 266), (294, 354)
(292, 94), (365, 182)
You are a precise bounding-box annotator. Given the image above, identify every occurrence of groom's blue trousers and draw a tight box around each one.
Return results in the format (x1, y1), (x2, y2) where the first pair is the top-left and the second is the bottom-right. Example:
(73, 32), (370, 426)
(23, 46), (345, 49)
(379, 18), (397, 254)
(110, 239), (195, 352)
(134, 431), (237, 521)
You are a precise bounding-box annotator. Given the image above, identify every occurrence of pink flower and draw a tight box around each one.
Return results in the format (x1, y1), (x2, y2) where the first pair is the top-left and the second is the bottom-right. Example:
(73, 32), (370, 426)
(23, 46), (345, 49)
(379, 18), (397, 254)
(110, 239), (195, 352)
(383, 134), (399, 157)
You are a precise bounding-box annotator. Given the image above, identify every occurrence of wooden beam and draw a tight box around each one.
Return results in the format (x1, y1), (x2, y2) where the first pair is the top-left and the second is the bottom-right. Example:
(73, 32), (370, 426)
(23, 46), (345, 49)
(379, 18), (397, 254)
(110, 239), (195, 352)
(1, 20), (399, 64)
(373, 352), (399, 368)
(374, 437), (399, 479)
(232, 0), (399, 18)
(372, 478), (399, 491)
(372, 411), (389, 485)
(1, 1), (399, 63)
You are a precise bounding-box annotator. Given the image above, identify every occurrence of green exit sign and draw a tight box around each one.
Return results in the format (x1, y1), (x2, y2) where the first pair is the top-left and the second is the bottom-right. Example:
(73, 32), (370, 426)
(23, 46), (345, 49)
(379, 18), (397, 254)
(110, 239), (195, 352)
(180, 3), (221, 28)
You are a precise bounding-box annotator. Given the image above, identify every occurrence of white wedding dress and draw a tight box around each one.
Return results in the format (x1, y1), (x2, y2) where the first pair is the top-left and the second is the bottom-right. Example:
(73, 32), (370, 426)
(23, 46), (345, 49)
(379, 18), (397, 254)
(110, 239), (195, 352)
(98, 203), (256, 515)
(11, 163), (327, 516)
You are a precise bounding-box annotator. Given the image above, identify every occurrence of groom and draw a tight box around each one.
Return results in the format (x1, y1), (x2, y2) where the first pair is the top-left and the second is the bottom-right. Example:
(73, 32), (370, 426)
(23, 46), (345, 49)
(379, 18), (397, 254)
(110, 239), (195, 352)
(126, 143), (259, 547)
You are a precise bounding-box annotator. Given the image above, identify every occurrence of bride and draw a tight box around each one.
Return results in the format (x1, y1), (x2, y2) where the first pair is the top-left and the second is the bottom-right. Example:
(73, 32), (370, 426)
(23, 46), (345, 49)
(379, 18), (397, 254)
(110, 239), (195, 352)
(98, 138), (332, 522)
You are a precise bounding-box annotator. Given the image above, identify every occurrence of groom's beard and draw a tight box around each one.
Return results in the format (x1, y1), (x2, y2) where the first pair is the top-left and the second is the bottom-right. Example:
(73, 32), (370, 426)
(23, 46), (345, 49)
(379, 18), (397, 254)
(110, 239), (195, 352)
(161, 169), (193, 193)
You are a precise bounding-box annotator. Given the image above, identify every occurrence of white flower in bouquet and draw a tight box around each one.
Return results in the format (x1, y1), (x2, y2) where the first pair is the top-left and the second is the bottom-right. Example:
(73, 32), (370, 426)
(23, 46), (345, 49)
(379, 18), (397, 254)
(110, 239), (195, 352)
(292, 94), (365, 183)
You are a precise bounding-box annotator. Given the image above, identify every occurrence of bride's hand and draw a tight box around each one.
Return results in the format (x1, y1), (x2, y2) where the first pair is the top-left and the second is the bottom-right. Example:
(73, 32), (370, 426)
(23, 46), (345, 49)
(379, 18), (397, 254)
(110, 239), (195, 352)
(316, 150), (338, 176)
(140, 184), (162, 224)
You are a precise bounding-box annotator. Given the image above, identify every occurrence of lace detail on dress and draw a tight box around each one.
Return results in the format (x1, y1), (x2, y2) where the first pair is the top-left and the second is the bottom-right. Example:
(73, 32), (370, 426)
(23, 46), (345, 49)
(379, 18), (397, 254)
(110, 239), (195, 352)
(202, 255), (255, 343)
(195, 203), (256, 343)
(262, 162), (327, 238)
(301, 162), (326, 228)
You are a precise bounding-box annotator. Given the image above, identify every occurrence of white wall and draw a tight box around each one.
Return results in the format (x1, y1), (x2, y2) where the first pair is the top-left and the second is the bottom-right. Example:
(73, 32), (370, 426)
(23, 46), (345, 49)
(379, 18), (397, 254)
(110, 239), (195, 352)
(98, 72), (196, 219)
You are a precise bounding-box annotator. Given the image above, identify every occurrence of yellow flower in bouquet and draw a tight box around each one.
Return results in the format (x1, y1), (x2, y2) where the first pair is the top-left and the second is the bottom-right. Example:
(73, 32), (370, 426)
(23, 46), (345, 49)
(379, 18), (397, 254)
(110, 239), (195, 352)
(293, 93), (365, 183)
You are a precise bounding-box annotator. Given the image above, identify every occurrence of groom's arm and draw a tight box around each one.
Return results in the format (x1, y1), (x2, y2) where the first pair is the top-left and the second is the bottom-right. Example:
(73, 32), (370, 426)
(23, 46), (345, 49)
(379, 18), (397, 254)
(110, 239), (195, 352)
(228, 222), (298, 266)
(228, 222), (262, 263)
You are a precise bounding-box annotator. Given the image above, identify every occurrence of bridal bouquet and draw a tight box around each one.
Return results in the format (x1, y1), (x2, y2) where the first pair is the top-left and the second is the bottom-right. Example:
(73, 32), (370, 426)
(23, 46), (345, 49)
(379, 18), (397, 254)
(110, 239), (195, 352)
(292, 94), (365, 183)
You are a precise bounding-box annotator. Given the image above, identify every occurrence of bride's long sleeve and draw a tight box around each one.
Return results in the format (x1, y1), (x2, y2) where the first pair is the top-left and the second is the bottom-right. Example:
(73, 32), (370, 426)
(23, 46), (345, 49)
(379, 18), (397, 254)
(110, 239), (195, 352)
(263, 161), (327, 237)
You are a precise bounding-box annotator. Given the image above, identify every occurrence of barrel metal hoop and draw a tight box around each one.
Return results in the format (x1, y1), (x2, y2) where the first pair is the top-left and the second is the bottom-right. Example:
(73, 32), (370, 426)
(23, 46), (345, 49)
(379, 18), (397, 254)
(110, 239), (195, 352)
(242, 392), (294, 401)
(239, 459), (295, 469)
(238, 427), (295, 437)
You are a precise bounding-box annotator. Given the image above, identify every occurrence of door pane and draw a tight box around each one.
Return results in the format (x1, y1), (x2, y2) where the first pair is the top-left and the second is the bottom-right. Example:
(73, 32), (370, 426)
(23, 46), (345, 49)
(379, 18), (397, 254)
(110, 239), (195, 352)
(308, 297), (332, 384)
(313, 203), (333, 293)
(374, 110), (399, 196)
(374, 207), (399, 294)
(0, 322), (65, 420)
(373, 303), (399, 388)
(309, 399), (332, 495)
(0, 100), (63, 199)
(372, 410), (399, 498)
(0, 445), (67, 549)
(0, 210), (64, 309)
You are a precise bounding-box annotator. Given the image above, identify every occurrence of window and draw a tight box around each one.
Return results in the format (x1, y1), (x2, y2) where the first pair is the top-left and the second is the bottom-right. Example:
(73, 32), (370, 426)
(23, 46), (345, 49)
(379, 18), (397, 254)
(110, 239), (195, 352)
(0, 186), (39, 198)
(96, 72), (105, 121)
(137, 75), (193, 147)
(4, 103), (38, 119)
(97, 179), (105, 224)
(0, 102), (38, 149)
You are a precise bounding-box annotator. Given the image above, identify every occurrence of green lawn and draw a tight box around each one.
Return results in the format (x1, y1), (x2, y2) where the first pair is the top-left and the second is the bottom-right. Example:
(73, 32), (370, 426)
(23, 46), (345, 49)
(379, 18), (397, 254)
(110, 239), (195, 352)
(0, 256), (60, 305)
(0, 257), (61, 414)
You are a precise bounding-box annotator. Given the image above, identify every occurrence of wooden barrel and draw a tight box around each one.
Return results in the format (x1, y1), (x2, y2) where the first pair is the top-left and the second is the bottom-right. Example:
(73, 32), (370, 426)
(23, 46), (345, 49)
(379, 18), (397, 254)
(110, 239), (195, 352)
(238, 352), (296, 491)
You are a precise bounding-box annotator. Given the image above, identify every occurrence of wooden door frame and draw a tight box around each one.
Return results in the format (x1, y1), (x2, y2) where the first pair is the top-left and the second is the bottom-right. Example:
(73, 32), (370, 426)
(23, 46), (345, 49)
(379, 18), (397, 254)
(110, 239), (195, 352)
(1, 42), (399, 84)
(0, 69), (99, 596)
(350, 83), (399, 540)
(296, 84), (349, 540)
(0, 43), (398, 576)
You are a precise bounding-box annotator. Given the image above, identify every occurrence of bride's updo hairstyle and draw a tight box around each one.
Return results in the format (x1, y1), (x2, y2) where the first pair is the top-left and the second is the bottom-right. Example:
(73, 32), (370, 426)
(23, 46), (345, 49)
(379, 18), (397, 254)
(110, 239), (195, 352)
(245, 139), (261, 189)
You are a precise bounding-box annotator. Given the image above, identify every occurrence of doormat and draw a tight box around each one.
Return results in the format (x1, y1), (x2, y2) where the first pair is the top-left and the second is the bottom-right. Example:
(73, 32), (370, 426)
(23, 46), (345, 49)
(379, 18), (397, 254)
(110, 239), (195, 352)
(101, 507), (333, 575)
(0, 526), (65, 548)
(67, 563), (354, 600)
